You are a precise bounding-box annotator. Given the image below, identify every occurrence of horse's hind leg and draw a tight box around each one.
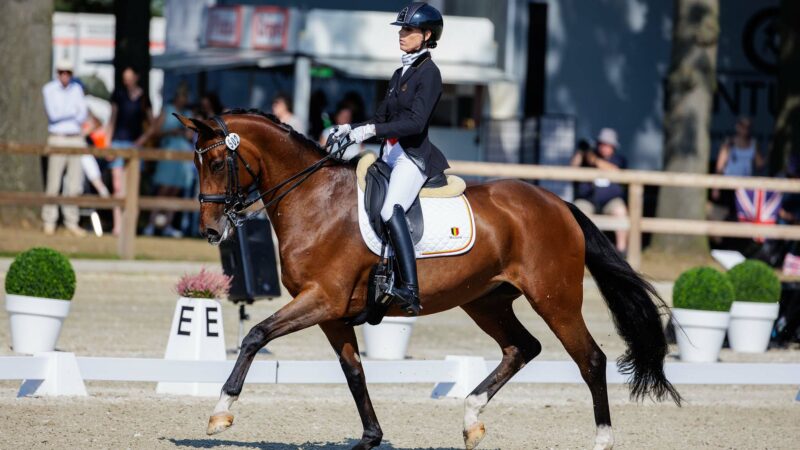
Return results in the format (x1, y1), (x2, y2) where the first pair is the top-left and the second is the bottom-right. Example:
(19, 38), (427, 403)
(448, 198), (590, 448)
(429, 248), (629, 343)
(459, 287), (542, 450)
(319, 320), (382, 450)
(524, 282), (613, 450)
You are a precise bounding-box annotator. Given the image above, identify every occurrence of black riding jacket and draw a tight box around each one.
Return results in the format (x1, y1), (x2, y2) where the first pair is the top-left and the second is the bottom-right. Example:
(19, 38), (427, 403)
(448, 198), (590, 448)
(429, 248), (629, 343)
(363, 53), (449, 178)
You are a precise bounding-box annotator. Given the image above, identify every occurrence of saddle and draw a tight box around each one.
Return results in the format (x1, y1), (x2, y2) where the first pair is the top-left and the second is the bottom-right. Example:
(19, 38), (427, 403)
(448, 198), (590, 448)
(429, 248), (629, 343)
(356, 152), (466, 244)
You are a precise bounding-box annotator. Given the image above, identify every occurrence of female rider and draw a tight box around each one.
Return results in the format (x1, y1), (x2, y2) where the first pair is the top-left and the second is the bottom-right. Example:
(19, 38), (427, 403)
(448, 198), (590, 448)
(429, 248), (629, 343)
(333, 2), (448, 316)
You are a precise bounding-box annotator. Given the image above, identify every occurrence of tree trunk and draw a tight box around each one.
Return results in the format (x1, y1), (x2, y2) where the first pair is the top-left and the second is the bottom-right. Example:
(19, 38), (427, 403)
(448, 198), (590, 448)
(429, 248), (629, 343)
(769, 0), (800, 175)
(0, 0), (51, 227)
(114, 0), (151, 94)
(652, 0), (719, 254)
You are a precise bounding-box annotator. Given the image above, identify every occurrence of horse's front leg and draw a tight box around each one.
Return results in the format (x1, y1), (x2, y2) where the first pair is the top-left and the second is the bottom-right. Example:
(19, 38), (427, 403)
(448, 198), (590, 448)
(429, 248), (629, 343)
(320, 320), (382, 450)
(207, 288), (338, 435)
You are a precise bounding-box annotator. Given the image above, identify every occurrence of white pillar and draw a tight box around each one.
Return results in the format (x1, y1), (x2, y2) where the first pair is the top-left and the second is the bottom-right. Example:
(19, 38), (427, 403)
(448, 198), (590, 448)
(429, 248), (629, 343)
(292, 55), (311, 135)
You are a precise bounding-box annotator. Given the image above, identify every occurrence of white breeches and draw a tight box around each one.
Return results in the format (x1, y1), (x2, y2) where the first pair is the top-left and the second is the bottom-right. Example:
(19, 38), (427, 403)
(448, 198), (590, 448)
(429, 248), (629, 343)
(380, 143), (427, 221)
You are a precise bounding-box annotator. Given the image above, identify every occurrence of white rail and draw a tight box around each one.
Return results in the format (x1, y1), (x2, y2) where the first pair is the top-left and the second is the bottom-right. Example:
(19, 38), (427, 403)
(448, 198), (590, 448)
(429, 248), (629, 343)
(1, 353), (798, 399)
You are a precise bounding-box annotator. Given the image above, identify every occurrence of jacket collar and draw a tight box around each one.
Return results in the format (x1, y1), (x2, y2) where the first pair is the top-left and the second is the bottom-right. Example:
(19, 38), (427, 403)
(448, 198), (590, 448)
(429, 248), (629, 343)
(399, 53), (431, 84)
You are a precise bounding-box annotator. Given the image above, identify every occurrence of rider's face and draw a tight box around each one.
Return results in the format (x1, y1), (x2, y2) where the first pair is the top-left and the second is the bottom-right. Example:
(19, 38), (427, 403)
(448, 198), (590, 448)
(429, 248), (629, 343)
(399, 26), (431, 53)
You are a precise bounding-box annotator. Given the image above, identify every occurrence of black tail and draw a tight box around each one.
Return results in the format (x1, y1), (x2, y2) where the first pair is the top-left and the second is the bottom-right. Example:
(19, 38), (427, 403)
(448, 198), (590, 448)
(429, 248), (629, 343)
(566, 202), (681, 405)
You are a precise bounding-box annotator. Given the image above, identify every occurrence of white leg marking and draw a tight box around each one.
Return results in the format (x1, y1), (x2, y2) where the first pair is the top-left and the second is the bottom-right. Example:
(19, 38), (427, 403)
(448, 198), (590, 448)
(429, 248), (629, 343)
(463, 392), (488, 429)
(593, 424), (614, 450)
(213, 392), (237, 414)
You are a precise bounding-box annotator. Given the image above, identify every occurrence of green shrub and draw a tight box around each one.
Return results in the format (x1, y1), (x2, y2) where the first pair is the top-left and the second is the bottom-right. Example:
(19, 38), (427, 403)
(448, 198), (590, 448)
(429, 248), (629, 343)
(673, 267), (734, 312)
(727, 259), (781, 303)
(4, 248), (76, 300)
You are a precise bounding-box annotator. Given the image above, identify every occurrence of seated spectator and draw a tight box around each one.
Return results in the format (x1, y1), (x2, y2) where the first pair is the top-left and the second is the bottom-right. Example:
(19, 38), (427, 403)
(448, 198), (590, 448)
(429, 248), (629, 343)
(319, 103), (353, 146)
(272, 93), (305, 134)
(570, 127), (628, 254)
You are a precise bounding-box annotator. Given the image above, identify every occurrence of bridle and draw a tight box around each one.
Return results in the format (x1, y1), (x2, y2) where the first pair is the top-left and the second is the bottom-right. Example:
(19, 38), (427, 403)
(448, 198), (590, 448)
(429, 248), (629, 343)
(196, 116), (353, 226)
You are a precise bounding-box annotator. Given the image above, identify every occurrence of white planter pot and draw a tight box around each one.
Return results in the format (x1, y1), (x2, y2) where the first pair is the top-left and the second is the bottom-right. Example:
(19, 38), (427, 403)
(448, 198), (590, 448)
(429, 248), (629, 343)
(727, 301), (780, 353)
(5, 293), (71, 354)
(672, 308), (730, 363)
(363, 316), (417, 360)
(157, 297), (226, 396)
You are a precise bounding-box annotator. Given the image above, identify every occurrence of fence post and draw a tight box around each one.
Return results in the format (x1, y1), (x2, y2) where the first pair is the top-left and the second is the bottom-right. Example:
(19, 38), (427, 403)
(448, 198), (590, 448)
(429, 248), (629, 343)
(627, 183), (644, 270)
(118, 154), (141, 260)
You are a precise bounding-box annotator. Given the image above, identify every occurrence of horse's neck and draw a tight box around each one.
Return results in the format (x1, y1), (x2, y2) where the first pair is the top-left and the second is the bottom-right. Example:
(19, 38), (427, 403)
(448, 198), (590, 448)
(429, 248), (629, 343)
(254, 130), (355, 242)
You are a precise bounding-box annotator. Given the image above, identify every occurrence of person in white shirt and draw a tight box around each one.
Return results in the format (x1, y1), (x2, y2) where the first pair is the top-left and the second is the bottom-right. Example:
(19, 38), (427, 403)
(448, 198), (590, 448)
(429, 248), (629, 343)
(41, 58), (88, 237)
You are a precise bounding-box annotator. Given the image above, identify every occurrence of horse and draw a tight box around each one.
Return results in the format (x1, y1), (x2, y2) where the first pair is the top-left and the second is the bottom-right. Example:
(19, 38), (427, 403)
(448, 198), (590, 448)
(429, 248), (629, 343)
(175, 110), (680, 450)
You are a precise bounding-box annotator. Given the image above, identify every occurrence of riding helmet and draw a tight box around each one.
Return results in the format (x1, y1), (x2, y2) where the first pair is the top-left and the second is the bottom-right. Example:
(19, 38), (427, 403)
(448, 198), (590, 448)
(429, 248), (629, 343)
(391, 2), (444, 49)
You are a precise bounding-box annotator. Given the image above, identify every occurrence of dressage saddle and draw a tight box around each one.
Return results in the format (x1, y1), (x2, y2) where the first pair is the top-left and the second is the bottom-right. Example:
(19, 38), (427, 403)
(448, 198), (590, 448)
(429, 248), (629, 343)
(362, 157), (447, 245)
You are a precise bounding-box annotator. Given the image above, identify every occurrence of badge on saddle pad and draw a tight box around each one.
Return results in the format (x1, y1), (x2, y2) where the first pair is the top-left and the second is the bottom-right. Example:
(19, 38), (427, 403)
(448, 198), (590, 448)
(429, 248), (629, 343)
(225, 133), (240, 150)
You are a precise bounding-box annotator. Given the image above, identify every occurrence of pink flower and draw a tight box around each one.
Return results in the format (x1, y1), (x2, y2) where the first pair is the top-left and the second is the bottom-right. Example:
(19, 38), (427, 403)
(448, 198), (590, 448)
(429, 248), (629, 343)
(175, 268), (232, 299)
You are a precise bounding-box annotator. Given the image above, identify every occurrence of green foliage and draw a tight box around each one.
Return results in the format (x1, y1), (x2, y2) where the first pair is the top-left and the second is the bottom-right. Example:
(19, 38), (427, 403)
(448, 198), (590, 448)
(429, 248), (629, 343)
(727, 259), (781, 303)
(4, 248), (76, 301)
(673, 267), (734, 312)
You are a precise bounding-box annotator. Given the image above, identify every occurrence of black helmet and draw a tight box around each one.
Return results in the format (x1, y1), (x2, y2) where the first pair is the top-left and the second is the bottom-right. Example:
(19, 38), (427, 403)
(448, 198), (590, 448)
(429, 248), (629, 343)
(391, 2), (444, 49)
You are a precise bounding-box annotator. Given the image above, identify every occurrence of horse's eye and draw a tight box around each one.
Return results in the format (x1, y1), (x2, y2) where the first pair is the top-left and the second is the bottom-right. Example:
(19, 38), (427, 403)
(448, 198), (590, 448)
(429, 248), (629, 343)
(210, 160), (225, 173)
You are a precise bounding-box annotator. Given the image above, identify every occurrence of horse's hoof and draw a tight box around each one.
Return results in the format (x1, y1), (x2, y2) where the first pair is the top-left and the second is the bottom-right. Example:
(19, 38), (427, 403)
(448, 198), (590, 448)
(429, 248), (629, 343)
(207, 412), (234, 435)
(463, 421), (486, 450)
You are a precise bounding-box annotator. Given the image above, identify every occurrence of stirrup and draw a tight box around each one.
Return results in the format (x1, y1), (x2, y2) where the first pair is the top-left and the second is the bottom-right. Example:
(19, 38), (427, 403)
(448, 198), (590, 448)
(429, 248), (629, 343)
(389, 284), (421, 316)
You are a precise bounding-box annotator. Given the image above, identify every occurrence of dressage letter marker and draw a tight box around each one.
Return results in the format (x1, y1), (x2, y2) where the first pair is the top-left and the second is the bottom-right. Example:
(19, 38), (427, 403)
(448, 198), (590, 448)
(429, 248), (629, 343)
(157, 298), (227, 396)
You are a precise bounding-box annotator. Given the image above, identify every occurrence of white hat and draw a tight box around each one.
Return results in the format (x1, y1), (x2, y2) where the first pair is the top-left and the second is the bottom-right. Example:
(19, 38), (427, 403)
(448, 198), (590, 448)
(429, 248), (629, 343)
(597, 127), (619, 148)
(55, 58), (74, 73)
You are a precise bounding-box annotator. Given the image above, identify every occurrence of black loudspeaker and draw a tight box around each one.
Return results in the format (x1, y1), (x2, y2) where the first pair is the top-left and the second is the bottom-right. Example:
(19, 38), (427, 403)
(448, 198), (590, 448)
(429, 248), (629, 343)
(219, 215), (281, 302)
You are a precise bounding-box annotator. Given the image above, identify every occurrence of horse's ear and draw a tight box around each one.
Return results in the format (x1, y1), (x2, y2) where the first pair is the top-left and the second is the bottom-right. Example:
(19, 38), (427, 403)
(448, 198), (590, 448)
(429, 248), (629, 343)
(173, 113), (214, 136)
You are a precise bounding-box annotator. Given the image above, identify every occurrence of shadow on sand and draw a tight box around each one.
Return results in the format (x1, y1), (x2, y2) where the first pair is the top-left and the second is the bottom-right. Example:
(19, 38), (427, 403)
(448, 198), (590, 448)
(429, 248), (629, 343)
(167, 437), (464, 450)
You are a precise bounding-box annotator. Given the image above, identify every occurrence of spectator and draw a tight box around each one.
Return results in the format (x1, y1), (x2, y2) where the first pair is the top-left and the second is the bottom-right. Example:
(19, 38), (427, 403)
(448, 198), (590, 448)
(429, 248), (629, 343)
(198, 91), (224, 120)
(711, 117), (766, 219)
(41, 58), (88, 237)
(319, 103), (353, 146)
(272, 93), (305, 134)
(81, 110), (111, 198)
(570, 127), (628, 254)
(106, 67), (153, 236)
(142, 85), (195, 238)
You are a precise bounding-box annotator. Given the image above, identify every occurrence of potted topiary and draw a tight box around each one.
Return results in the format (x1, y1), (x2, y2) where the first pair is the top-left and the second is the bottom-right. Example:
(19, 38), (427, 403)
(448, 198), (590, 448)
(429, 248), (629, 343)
(4, 247), (76, 354)
(672, 266), (734, 362)
(726, 260), (781, 353)
(157, 268), (231, 396)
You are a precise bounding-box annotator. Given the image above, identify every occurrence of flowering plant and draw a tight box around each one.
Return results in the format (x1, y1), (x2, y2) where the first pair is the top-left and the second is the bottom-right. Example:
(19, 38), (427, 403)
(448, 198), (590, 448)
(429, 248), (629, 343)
(175, 268), (232, 299)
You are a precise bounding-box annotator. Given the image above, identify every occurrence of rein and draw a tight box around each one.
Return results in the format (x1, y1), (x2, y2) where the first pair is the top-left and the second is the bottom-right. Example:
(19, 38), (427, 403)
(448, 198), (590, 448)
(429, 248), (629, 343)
(196, 116), (352, 225)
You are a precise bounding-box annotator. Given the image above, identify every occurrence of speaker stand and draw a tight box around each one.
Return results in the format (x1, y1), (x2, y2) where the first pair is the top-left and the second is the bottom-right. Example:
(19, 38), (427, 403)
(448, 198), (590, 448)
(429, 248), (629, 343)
(227, 302), (272, 355)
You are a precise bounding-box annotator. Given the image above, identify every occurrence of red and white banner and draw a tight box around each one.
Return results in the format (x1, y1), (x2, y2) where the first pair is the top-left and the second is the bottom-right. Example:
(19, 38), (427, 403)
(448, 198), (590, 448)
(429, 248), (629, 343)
(251, 7), (289, 51)
(205, 6), (243, 48)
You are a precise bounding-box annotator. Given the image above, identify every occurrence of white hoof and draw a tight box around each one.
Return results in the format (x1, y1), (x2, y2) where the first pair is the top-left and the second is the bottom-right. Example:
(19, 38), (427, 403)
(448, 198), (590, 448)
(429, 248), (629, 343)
(463, 421), (485, 450)
(207, 411), (234, 435)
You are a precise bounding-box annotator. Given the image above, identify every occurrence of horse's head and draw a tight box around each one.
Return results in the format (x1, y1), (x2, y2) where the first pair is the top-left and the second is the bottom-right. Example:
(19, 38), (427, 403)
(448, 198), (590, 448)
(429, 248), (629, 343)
(175, 113), (262, 245)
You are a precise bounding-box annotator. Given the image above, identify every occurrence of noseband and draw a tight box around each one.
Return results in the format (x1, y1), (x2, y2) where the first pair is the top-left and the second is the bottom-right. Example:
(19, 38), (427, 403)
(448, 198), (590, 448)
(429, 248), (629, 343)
(196, 116), (354, 226)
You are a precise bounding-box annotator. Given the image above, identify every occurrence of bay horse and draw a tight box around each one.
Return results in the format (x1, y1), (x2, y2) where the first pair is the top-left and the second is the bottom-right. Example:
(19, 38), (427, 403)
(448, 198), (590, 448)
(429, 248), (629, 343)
(176, 110), (680, 450)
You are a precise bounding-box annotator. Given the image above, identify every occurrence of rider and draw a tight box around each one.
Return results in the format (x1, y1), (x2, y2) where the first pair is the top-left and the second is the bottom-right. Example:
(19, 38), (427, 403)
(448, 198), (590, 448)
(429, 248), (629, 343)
(333, 2), (448, 316)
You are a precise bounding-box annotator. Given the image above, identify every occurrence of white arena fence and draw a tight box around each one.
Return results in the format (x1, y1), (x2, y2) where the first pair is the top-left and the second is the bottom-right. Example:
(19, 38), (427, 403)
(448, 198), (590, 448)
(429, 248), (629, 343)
(1, 353), (798, 399)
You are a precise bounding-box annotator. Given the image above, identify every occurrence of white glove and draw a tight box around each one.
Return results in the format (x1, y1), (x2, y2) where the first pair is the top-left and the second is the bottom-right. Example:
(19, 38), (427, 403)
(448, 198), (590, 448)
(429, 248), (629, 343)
(349, 124), (376, 144)
(331, 124), (351, 142)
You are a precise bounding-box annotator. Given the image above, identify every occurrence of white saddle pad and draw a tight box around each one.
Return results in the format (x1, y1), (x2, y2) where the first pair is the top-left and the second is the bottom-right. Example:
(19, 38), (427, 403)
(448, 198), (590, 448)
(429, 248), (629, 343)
(357, 184), (476, 258)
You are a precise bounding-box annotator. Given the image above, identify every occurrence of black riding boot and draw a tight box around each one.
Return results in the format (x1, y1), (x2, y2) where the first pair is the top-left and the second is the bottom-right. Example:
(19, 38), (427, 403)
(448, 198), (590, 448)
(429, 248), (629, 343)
(384, 205), (421, 316)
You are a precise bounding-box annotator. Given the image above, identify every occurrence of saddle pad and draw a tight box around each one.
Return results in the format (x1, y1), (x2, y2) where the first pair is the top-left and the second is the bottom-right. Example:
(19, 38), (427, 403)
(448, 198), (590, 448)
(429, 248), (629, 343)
(357, 183), (476, 259)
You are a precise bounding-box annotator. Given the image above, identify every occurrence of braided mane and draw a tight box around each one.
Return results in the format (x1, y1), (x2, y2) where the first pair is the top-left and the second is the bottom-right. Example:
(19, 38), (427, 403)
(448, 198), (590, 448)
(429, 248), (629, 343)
(222, 108), (331, 158)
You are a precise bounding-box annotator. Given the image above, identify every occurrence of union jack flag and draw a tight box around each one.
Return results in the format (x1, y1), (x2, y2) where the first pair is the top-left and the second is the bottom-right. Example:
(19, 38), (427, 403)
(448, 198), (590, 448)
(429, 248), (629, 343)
(735, 189), (783, 242)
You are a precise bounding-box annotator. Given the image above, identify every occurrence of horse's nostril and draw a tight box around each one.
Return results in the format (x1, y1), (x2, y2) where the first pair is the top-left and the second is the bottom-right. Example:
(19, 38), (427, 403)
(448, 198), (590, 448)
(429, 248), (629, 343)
(203, 227), (221, 239)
